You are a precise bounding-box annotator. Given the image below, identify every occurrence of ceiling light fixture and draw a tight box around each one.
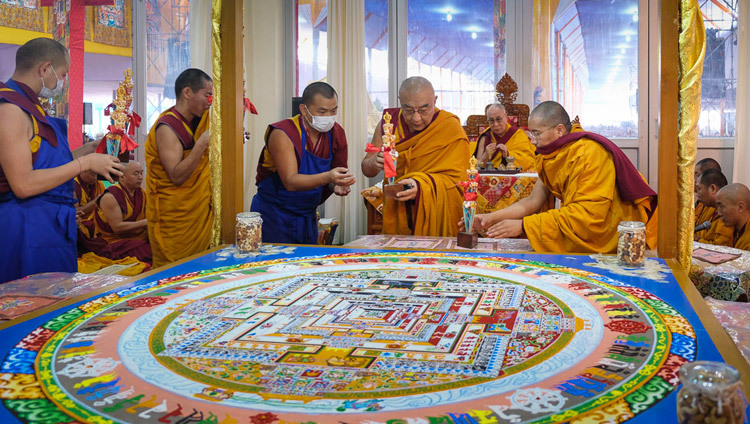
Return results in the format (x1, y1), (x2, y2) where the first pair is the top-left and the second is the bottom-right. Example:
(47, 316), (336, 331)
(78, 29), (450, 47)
(471, 32), (477, 39)
(626, 35), (631, 42)
(447, 13), (453, 22)
(632, 13), (639, 22)
(620, 47), (625, 54)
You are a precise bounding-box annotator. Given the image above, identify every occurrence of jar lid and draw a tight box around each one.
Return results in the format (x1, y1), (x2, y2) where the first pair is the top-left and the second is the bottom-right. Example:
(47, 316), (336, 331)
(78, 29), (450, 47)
(237, 212), (261, 219)
(618, 221), (645, 231)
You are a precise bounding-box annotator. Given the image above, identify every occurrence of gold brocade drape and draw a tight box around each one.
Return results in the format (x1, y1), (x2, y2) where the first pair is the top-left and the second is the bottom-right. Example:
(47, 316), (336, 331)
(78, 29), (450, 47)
(209, 0), (222, 247)
(677, 0), (706, 271)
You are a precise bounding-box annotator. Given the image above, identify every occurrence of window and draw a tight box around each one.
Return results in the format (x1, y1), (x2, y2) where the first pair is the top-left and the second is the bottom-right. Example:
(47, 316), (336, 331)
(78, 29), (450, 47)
(296, 0), (328, 96)
(551, 1), (639, 138)
(699, 0), (737, 138)
(365, 0), (388, 134)
(406, 0), (503, 124)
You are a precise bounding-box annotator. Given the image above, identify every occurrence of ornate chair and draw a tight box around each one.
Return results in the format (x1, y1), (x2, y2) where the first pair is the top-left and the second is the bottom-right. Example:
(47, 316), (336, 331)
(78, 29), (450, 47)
(463, 73), (531, 142)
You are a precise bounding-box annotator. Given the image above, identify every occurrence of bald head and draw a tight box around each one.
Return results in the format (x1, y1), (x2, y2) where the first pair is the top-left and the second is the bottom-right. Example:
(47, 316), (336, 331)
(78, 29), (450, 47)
(398, 76), (437, 132)
(15, 38), (69, 72)
(716, 183), (750, 229)
(120, 161), (144, 192)
(486, 103), (506, 116)
(399, 76), (434, 97)
(529, 101), (572, 133)
(695, 157), (721, 181)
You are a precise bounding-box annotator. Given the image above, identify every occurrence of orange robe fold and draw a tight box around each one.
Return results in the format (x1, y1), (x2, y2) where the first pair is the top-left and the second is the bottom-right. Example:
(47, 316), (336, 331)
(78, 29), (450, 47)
(733, 218), (750, 251)
(478, 124), (536, 172)
(74, 177), (105, 240)
(145, 109), (212, 267)
(382, 109), (470, 237)
(523, 137), (657, 253)
(92, 183), (151, 264)
(694, 202), (715, 239)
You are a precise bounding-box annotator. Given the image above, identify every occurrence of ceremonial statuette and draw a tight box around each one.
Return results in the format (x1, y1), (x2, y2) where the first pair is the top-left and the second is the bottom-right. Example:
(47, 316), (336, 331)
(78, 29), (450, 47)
(457, 156), (480, 248)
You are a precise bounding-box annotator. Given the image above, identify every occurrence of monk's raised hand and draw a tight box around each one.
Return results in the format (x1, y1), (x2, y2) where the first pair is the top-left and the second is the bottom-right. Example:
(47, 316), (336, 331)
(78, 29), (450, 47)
(395, 178), (418, 201)
(83, 153), (125, 184)
(497, 143), (509, 157)
(485, 143), (497, 156)
(486, 219), (523, 239)
(196, 130), (210, 148)
(371, 151), (385, 170)
(329, 167), (355, 186)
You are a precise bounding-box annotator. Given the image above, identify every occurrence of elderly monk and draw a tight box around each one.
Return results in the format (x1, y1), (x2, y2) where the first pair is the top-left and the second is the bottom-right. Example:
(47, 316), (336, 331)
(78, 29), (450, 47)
(694, 169), (732, 246)
(94, 161), (151, 264)
(251, 82), (354, 244)
(361, 76), (470, 236)
(0, 38), (123, 282)
(468, 101), (657, 253)
(475, 103), (535, 171)
(145, 68), (212, 267)
(74, 169), (106, 243)
(716, 183), (750, 251)
(694, 157), (722, 237)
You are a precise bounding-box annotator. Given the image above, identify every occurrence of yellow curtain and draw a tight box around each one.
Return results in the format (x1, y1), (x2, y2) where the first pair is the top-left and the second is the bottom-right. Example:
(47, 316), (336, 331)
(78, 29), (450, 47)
(532, 0), (560, 103)
(677, 0), (706, 271)
(209, 0), (222, 247)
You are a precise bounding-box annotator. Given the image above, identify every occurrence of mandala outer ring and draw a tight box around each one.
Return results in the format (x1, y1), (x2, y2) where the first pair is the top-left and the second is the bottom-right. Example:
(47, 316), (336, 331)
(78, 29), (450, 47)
(5, 252), (695, 424)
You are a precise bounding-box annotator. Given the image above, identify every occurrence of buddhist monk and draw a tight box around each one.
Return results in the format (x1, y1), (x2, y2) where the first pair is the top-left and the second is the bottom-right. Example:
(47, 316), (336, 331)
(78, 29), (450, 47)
(250, 82), (354, 244)
(0, 38), (123, 282)
(716, 183), (750, 251)
(694, 157), (722, 237)
(694, 169), (732, 246)
(94, 161), (151, 264)
(145, 68), (212, 267)
(475, 103), (535, 171)
(361, 76), (470, 236)
(74, 169), (106, 248)
(466, 101), (657, 253)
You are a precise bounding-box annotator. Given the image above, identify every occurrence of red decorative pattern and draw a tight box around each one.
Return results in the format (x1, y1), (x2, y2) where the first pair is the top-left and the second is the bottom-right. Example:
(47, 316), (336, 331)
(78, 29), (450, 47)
(127, 297), (167, 308)
(250, 412), (279, 424)
(604, 320), (651, 335)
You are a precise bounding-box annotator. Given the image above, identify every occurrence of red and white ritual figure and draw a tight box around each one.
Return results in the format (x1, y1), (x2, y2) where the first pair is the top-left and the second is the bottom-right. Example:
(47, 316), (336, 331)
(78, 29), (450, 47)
(458, 156), (480, 248)
(96, 69), (140, 158)
(367, 111), (401, 198)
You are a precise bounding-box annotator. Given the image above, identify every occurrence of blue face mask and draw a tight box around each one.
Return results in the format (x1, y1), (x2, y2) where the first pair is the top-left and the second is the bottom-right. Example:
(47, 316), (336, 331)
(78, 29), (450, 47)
(39, 65), (64, 98)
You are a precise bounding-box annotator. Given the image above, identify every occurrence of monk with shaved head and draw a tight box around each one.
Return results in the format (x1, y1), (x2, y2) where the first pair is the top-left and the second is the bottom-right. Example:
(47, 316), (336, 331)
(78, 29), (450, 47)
(716, 183), (750, 250)
(466, 100), (658, 253)
(694, 168), (732, 246)
(362, 76), (469, 236)
(694, 157), (722, 231)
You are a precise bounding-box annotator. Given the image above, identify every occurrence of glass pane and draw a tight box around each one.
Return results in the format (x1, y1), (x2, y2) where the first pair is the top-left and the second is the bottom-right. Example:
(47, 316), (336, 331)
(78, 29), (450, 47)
(406, 0), (504, 124)
(296, 0), (328, 96)
(699, 0), (737, 138)
(551, 1), (639, 138)
(145, 0), (190, 129)
(365, 0), (388, 135)
(83, 53), (133, 141)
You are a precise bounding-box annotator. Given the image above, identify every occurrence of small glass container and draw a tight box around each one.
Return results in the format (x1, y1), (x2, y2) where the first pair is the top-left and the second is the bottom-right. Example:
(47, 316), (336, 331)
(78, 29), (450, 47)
(617, 221), (646, 266)
(676, 361), (746, 424)
(236, 212), (262, 253)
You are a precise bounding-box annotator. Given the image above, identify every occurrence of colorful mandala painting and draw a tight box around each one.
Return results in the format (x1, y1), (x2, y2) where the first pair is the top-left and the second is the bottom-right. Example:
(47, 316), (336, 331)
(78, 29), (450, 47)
(0, 252), (701, 423)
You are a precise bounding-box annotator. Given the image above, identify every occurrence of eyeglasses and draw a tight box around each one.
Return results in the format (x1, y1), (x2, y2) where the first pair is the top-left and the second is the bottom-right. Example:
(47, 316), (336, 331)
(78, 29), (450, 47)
(401, 106), (434, 117)
(487, 117), (506, 124)
(527, 126), (555, 139)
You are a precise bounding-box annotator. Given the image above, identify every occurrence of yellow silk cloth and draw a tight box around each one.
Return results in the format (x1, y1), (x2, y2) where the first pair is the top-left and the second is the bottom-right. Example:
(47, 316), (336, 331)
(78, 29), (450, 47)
(697, 217), (734, 247)
(145, 110), (213, 268)
(523, 137), (657, 253)
(382, 110), (470, 237)
(95, 184), (148, 244)
(734, 218), (750, 251)
(483, 125), (536, 172)
(77, 252), (148, 276)
(694, 202), (715, 239)
(677, 0), (706, 269)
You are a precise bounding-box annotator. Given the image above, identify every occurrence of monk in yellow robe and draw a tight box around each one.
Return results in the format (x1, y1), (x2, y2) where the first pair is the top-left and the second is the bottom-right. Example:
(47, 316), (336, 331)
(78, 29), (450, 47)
(694, 158), (722, 238)
(716, 183), (750, 251)
(94, 161), (151, 264)
(475, 103), (535, 171)
(361, 76), (469, 236)
(694, 168), (732, 246)
(74, 169), (105, 249)
(145, 68), (213, 267)
(468, 101), (657, 253)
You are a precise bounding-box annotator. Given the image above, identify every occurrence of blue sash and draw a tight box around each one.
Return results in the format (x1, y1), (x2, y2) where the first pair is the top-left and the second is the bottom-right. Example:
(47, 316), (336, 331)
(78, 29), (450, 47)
(251, 128), (333, 244)
(0, 80), (76, 283)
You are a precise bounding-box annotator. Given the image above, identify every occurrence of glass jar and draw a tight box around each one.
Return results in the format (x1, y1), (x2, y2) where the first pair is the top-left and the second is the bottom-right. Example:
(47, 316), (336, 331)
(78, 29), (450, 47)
(617, 221), (646, 266)
(677, 361), (746, 424)
(236, 212), (262, 253)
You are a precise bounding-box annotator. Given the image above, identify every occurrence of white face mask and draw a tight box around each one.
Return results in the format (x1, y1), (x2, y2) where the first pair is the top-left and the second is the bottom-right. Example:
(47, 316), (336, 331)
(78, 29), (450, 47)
(304, 108), (336, 133)
(39, 65), (64, 98)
